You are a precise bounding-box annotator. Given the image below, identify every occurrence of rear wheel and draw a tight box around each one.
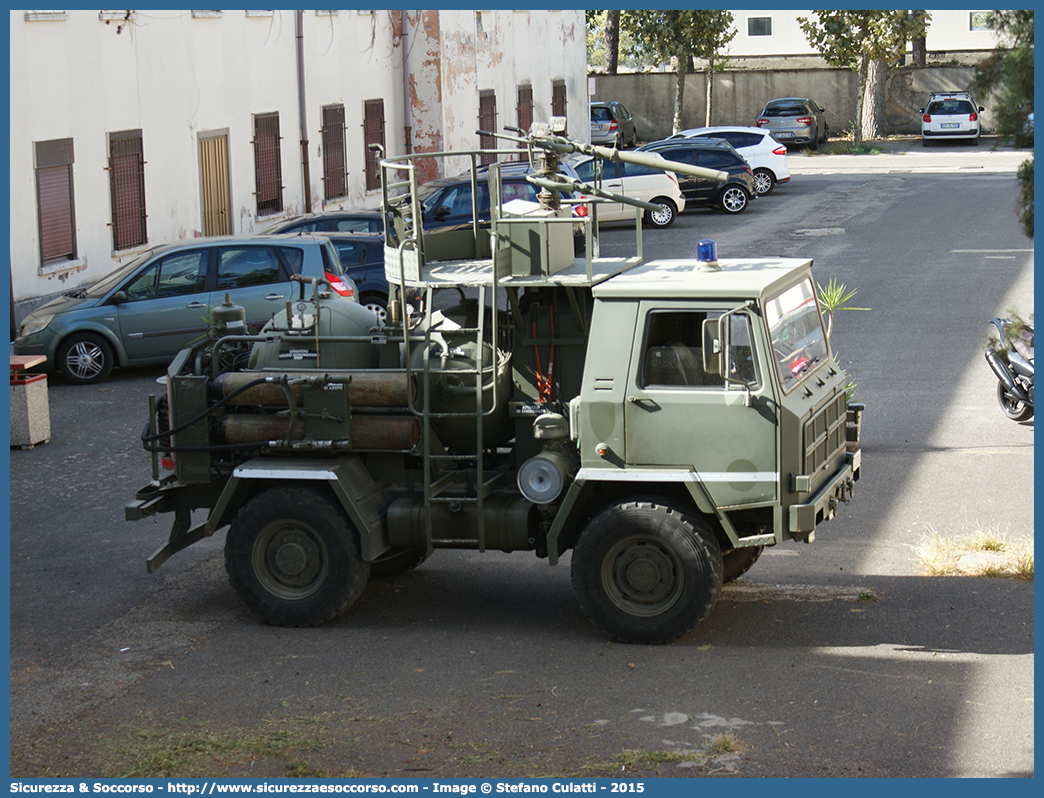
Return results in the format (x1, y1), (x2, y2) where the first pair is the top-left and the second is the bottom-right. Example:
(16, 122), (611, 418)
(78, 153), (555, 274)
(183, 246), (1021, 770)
(571, 499), (723, 644)
(752, 168), (776, 196)
(56, 332), (114, 384)
(718, 186), (750, 214)
(644, 197), (677, 228)
(369, 546), (431, 578)
(997, 380), (1034, 421)
(225, 485), (369, 626)
(722, 545), (764, 583)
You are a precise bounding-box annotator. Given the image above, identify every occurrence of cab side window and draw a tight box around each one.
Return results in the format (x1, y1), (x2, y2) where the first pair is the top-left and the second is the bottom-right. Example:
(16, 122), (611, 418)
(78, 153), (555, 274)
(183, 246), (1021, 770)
(641, 310), (724, 388)
(640, 310), (758, 388)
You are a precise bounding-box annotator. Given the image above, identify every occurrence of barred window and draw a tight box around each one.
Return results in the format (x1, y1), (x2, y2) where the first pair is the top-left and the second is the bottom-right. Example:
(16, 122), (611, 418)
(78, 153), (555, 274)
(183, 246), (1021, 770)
(552, 80), (567, 134)
(479, 90), (498, 166)
(109, 130), (147, 251)
(34, 138), (77, 265)
(363, 99), (385, 191)
(517, 85), (533, 148)
(253, 112), (283, 217)
(322, 104), (347, 201)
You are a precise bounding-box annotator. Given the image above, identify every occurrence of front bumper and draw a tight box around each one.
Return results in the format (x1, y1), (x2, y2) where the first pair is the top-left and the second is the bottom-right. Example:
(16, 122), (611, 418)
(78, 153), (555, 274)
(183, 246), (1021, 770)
(788, 449), (861, 537)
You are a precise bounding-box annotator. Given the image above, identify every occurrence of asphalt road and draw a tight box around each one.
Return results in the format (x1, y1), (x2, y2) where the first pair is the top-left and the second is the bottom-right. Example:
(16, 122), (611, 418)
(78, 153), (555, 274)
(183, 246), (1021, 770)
(8, 138), (1034, 779)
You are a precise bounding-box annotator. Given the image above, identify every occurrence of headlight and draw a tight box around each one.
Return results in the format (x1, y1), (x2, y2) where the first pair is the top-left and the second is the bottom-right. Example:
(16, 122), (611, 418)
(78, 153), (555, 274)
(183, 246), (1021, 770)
(19, 314), (54, 338)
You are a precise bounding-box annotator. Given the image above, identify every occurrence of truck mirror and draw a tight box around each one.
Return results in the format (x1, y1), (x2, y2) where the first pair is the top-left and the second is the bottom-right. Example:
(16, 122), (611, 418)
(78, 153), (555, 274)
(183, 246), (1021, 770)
(702, 317), (722, 375)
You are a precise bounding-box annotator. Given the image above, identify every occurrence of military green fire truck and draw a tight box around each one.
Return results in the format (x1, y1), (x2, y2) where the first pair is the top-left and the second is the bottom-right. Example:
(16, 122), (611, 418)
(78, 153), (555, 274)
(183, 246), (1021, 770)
(127, 121), (862, 643)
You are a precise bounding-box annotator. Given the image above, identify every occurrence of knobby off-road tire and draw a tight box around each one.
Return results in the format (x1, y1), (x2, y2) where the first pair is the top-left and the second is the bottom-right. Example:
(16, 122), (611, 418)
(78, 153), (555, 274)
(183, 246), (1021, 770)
(369, 546), (432, 578)
(721, 545), (765, 584)
(225, 485), (370, 626)
(571, 499), (723, 644)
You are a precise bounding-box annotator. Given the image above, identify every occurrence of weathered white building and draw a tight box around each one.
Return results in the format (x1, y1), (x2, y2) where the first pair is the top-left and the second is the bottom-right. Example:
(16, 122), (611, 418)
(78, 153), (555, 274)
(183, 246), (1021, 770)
(9, 9), (587, 319)
(727, 9), (1001, 64)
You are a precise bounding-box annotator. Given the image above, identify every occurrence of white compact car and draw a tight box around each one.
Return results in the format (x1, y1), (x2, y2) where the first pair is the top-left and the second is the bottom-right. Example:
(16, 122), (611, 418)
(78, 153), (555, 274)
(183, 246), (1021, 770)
(670, 126), (791, 196)
(572, 153), (686, 228)
(918, 92), (984, 146)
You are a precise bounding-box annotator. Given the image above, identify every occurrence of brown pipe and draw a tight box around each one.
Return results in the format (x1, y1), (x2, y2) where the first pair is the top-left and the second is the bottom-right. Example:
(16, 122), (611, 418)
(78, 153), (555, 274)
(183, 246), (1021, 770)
(211, 371), (416, 408)
(214, 414), (419, 450)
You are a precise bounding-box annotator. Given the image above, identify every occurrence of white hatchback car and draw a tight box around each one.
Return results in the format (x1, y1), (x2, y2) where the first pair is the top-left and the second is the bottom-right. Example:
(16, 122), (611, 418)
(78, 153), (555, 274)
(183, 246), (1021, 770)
(918, 92), (984, 146)
(572, 153), (686, 228)
(670, 126), (791, 196)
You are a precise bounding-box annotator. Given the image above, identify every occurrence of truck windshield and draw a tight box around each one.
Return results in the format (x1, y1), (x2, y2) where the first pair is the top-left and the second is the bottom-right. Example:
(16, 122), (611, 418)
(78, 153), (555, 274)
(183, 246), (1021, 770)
(764, 277), (829, 392)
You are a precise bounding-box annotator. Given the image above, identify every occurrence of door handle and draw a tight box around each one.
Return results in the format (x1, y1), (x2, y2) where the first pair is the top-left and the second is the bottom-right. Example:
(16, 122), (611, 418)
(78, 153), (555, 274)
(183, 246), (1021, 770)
(264, 293), (286, 301)
(185, 302), (207, 309)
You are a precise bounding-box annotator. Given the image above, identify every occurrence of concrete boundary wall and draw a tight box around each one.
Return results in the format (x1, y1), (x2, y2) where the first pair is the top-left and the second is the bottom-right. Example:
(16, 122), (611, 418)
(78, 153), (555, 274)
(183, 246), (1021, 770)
(589, 65), (986, 142)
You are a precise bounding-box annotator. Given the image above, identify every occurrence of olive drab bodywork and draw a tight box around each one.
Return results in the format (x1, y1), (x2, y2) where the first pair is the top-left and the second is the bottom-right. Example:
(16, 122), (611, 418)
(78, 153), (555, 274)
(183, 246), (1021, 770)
(127, 119), (863, 644)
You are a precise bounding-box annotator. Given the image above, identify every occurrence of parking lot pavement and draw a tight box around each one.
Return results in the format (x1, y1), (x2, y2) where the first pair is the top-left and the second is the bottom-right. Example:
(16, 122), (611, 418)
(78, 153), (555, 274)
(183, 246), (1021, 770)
(786, 135), (1030, 174)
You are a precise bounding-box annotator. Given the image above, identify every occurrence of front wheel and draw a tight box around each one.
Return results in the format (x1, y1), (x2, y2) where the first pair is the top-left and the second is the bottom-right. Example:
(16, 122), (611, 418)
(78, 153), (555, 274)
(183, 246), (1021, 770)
(997, 380), (1034, 421)
(719, 186), (750, 214)
(643, 198), (677, 228)
(571, 499), (723, 644)
(225, 485), (370, 626)
(752, 168), (775, 196)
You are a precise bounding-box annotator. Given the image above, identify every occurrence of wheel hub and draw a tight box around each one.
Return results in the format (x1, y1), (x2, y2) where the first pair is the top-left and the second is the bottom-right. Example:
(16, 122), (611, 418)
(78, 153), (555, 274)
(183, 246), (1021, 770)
(605, 539), (680, 613)
(624, 557), (661, 593)
(258, 526), (324, 591)
(274, 540), (310, 577)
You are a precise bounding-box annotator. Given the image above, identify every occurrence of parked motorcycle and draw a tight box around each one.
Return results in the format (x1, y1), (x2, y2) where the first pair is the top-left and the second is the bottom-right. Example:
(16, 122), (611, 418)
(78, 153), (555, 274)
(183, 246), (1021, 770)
(985, 317), (1034, 421)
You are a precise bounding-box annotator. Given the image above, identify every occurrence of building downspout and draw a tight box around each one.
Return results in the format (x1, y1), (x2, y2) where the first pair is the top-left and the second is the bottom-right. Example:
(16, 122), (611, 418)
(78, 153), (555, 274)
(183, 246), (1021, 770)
(296, 11), (312, 211)
(401, 10), (413, 154)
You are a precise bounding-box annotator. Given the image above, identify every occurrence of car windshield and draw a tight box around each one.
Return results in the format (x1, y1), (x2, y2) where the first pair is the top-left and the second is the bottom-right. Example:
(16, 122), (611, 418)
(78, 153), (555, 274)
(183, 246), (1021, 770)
(592, 107), (612, 122)
(83, 249), (159, 298)
(764, 277), (830, 392)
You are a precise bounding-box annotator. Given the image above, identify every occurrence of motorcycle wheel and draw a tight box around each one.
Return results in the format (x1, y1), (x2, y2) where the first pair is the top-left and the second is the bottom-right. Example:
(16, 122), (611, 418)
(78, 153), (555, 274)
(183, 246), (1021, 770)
(997, 380), (1034, 422)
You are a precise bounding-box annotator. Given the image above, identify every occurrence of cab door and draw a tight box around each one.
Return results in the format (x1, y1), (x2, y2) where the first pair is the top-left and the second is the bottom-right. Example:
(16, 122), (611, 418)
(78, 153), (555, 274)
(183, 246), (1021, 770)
(623, 302), (778, 508)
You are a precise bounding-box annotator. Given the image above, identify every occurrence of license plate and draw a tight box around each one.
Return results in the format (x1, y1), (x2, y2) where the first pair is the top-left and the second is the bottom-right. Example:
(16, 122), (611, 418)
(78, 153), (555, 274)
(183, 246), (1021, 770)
(941, 123), (960, 128)
(775, 131), (793, 138)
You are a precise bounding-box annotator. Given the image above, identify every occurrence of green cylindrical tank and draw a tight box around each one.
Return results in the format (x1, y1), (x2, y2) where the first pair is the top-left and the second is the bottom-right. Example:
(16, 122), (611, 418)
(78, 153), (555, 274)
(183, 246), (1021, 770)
(408, 307), (514, 451)
(248, 299), (381, 371)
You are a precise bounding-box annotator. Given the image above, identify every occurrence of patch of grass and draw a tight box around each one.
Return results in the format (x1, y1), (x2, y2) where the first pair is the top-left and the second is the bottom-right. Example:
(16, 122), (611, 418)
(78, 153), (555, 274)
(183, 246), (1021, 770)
(858, 590), (879, 602)
(710, 732), (739, 754)
(106, 724), (328, 779)
(917, 525), (1033, 580)
(814, 140), (884, 155)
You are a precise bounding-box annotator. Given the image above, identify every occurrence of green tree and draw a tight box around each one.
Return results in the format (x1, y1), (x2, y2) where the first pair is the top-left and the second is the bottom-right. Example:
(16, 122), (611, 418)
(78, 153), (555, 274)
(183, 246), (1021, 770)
(586, 10), (650, 73)
(621, 10), (735, 133)
(973, 10), (1033, 238)
(798, 11), (930, 145)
